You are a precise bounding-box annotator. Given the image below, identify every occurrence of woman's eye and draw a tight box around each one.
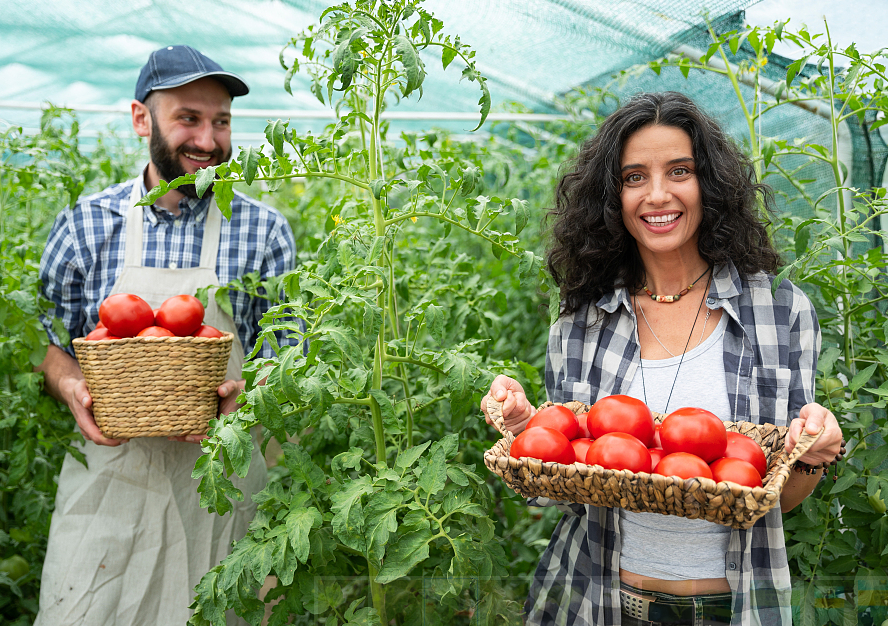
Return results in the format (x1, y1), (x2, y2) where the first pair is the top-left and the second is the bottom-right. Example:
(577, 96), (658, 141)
(672, 167), (691, 176)
(625, 173), (643, 183)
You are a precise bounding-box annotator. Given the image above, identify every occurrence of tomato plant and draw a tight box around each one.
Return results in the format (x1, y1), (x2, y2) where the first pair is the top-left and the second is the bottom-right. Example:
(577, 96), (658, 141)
(155, 294), (204, 336)
(586, 394), (655, 447)
(585, 432), (651, 473)
(511, 427), (575, 465)
(98, 293), (153, 337)
(709, 457), (762, 488)
(659, 407), (726, 463)
(654, 452), (712, 480)
(140, 2), (556, 623)
(723, 432), (768, 479)
(525, 405), (579, 440)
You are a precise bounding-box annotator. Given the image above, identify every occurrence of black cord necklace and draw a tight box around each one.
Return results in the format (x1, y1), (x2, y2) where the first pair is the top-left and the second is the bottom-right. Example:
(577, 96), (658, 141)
(636, 270), (712, 413)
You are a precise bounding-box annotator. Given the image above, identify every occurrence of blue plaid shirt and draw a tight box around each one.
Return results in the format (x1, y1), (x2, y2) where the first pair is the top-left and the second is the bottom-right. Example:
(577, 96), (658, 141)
(39, 173), (296, 360)
(529, 262), (820, 626)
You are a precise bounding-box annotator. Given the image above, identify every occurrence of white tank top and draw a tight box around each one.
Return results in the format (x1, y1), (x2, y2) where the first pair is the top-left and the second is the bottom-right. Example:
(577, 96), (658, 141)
(619, 312), (732, 580)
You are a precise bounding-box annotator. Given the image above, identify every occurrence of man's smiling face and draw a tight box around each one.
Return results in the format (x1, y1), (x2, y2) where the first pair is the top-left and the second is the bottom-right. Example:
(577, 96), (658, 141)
(145, 77), (232, 198)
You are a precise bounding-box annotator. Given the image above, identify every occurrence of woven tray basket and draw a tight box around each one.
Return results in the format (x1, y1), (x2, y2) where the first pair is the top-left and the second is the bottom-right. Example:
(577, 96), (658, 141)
(72, 332), (233, 438)
(483, 398), (822, 529)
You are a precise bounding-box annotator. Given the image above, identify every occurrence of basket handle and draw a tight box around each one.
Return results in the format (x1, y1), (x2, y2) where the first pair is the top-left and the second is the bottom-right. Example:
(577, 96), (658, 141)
(786, 425), (825, 466)
(485, 396), (514, 437)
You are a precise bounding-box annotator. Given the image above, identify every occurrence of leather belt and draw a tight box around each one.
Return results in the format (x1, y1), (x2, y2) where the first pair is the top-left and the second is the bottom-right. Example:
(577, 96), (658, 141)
(619, 586), (733, 624)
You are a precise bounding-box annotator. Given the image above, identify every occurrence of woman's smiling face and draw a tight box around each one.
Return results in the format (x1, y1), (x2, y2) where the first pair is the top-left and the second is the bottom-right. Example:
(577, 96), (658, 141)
(619, 124), (703, 262)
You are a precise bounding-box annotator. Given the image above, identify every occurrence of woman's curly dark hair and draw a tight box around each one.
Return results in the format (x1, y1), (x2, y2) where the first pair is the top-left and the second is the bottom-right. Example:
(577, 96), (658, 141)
(546, 91), (781, 316)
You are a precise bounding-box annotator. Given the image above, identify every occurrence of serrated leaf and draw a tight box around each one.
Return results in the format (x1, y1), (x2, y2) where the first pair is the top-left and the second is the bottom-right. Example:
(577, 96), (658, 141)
(286, 506), (323, 563)
(217, 422), (253, 477)
(370, 178), (386, 199)
(330, 475), (373, 553)
(332, 447), (364, 482)
(831, 471), (859, 494)
(424, 303), (445, 344)
(282, 442), (326, 490)
(396, 441), (431, 470)
(249, 539), (275, 584)
(195, 165), (217, 198)
(512, 198), (529, 235)
(136, 180), (169, 206)
(363, 300), (382, 340)
(442, 45), (457, 70)
(266, 119), (286, 156)
(416, 445), (447, 495)
(374, 528), (433, 584)
(192, 454), (243, 515)
(249, 383), (284, 432)
(369, 389), (398, 432)
(214, 181), (234, 220)
(238, 146), (261, 186)
(318, 322), (362, 364)
(394, 34), (424, 97)
(366, 236), (385, 264)
(850, 364), (878, 393)
(365, 491), (403, 562)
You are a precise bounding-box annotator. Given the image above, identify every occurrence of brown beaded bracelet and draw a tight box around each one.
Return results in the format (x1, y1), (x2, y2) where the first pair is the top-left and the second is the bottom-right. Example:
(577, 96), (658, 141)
(792, 439), (846, 480)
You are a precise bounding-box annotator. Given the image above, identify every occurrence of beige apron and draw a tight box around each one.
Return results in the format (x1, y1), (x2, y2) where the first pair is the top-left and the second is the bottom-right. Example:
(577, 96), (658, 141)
(36, 180), (267, 626)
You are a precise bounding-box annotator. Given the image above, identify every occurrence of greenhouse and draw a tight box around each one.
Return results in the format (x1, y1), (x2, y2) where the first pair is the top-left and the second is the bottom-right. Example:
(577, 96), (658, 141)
(2, 1), (887, 625)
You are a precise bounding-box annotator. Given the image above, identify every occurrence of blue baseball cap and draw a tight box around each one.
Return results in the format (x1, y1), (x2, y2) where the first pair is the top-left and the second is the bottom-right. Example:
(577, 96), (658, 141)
(135, 45), (249, 103)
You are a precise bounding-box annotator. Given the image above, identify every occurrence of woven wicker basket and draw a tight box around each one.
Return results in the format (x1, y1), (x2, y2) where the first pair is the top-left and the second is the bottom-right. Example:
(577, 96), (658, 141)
(483, 398), (822, 529)
(72, 332), (233, 438)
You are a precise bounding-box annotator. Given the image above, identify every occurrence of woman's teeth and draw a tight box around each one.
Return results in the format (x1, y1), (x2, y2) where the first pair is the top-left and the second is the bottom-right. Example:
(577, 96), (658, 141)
(643, 214), (679, 225)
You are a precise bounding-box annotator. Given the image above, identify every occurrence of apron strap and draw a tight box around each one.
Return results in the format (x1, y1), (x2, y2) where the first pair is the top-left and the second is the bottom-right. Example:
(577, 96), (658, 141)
(125, 180), (145, 268)
(199, 198), (221, 270)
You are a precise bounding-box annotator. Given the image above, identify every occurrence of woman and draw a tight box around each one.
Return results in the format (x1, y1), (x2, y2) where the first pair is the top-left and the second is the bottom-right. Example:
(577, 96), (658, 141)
(481, 92), (844, 626)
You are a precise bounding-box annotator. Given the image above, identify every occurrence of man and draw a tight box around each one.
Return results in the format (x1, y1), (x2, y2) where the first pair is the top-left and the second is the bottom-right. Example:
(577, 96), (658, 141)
(34, 45), (294, 625)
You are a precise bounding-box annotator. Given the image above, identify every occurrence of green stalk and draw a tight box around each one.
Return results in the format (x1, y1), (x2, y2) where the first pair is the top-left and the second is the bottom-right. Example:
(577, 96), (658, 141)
(823, 23), (854, 374)
(366, 34), (389, 626)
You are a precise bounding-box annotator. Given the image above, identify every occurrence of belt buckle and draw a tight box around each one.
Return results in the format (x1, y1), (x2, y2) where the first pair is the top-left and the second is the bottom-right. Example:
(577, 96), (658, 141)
(620, 587), (657, 621)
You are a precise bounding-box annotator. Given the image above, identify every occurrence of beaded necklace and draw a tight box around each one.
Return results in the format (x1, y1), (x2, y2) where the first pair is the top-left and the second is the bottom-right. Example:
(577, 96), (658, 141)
(643, 266), (711, 303)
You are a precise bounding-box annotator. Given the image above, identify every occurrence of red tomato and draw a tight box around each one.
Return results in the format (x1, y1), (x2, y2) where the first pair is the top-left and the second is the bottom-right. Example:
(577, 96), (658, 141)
(723, 432), (768, 478)
(654, 452), (713, 480)
(649, 447), (667, 468)
(525, 405), (579, 441)
(155, 295), (205, 336)
(710, 457), (763, 488)
(659, 407), (727, 463)
(95, 320), (106, 329)
(577, 413), (593, 439)
(137, 326), (175, 337)
(98, 293), (154, 337)
(510, 427), (575, 465)
(571, 438), (595, 462)
(587, 395), (655, 447)
(84, 327), (121, 341)
(585, 432), (652, 473)
(193, 324), (224, 338)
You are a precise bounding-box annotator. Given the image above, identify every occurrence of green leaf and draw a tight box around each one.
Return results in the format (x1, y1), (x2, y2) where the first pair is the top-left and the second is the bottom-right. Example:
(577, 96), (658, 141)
(249, 384), (284, 432)
(374, 528), (433, 584)
(217, 422), (253, 477)
(364, 490), (403, 562)
(192, 454), (243, 515)
(214, 181), (234, 220)
(332, 447), (364, 482)
(195, 165), (217, 198)
(441, 45), (457, 71)
(330, 475), (373, 553)
(237, 146), (261, 186)
(213, 287), (234, 318)
(394, 35), (424, 97)
(850, 364), (878, 393)
(369, 389), (398, 431)
(318, 321), (362, 364)
(831, 471), (859, 494)
(416, 445), (447, 496)
(136, 180), (169, 206)
(396, 441), (431, 470)
(343, 598), (381, 626)
(424, 303), (445, 344)
(286, 506), (323, 563)
(512, 198), (530, 235)
(282, 443), (326, 490)
(794, 224), (810, 259)
(265, 119), (286, 156)
(366, 235), (385, 264)
(370, 178), (386, 199)
(249, 539), (275, 584)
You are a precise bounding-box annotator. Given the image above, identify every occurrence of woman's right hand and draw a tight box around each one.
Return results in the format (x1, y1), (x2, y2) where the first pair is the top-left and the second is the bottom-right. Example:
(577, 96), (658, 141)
(481, 375), (536, 435)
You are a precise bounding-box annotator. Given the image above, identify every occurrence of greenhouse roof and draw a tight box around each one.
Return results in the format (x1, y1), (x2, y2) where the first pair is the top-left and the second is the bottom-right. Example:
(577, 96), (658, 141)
(1, 0), (760, 139)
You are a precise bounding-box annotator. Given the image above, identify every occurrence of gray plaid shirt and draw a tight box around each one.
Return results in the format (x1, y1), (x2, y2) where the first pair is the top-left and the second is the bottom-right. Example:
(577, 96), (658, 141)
(528, 261), (820, 626)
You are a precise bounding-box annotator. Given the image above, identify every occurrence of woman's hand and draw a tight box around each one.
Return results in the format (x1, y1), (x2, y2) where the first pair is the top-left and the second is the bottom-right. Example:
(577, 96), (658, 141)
(480, 375), (536, 435)
(785, 402), (844, 465)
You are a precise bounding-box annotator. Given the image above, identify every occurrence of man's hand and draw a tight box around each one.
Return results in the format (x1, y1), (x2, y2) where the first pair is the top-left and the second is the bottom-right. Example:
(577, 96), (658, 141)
(169, 378), (246, 443)
(37, 344), (128, 447)
(480, 375), (536, 436)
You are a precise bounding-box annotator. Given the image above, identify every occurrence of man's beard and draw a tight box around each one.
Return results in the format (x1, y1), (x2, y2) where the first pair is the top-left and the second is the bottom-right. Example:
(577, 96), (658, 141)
(149, 112), (230, 199)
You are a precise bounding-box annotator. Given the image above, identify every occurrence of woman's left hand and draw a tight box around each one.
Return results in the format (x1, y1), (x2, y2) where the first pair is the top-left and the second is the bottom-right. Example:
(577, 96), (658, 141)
(784, 402), (844, 465)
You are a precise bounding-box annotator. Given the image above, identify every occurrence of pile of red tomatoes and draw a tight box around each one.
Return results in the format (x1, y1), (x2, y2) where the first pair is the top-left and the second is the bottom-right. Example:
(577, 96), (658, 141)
(509, 395), (766, 488)
(84, 294), (223, 340)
